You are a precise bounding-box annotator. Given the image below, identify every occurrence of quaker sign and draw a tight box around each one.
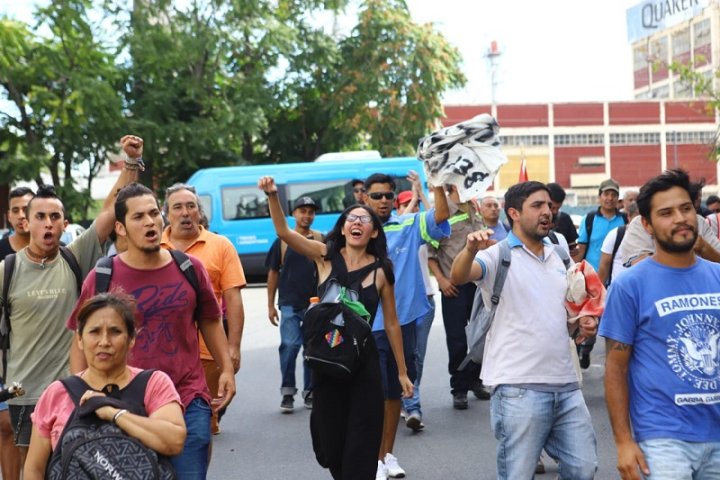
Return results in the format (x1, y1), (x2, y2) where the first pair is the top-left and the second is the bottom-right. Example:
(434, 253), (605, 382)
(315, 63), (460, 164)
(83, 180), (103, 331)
(417, 114), (508, 203)
(627, 0), (710, 43)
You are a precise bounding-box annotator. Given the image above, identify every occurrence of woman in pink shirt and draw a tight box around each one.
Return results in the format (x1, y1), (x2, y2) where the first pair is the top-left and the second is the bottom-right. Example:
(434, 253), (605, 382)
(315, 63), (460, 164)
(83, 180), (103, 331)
(24, 292), (186, 479)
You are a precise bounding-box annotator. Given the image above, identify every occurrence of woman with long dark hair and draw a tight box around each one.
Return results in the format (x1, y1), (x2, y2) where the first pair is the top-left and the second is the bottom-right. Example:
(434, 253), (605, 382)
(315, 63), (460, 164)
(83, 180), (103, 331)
(258, 176), (412, 480)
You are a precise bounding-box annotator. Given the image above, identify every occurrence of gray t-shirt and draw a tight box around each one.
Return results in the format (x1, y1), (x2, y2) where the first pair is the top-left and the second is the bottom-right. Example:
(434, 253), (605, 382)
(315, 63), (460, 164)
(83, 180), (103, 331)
(0, 223), (103, 404)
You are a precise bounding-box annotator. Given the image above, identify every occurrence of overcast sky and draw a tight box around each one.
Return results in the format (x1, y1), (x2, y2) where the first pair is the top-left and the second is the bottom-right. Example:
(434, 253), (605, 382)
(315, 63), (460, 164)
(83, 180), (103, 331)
(2, 0), (638, 105)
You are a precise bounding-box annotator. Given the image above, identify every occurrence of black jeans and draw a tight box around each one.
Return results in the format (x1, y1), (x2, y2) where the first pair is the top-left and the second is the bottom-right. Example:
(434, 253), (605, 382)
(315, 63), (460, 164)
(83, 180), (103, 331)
(441, 282), (481, 394)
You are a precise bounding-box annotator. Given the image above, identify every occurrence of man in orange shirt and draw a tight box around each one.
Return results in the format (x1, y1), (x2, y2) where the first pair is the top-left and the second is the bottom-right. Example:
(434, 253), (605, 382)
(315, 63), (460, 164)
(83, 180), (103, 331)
(161, 183), (246, 435)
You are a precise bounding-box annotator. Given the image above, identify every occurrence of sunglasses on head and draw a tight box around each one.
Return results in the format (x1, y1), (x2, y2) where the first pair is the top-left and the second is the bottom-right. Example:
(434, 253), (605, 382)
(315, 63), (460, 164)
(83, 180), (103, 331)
(345, 213), (373, 224)
(368, 192), (395, 201)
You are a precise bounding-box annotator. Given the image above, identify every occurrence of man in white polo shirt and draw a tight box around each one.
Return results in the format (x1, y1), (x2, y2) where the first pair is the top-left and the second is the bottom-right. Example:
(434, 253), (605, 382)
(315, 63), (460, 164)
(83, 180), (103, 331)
(451, 181), (599, 480)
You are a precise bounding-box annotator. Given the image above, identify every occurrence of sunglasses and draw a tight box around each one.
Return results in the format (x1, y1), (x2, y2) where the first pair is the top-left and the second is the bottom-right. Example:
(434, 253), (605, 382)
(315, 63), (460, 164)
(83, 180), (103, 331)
(368, 192), (396, 201)
(353, 188), (366, 193)
(345, 214), (373, 224)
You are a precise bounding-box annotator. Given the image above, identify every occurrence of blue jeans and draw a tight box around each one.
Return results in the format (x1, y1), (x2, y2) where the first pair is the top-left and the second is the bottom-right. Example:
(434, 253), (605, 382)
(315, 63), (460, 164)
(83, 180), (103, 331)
(639, 438), (720, 479)
(490, 386), (597, 480)
(279, 305), (312, 396)
(170, 397), (212, 480)
(403, 296), (435, 416)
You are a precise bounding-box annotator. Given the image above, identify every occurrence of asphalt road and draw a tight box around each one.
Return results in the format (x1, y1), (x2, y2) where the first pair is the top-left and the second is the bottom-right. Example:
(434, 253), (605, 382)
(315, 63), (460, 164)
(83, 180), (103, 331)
(208, 284), (620, 480)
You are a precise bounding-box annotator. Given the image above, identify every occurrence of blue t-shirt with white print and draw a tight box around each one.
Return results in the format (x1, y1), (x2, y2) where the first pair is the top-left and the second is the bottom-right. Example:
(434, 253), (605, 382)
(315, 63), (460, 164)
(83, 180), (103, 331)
(600, 257), (720, 443)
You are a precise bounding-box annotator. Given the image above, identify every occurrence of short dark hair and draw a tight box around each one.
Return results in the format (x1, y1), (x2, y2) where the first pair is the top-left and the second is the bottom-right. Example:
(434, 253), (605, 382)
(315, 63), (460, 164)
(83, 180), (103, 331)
(364, 173), (396, 192)
(546, 183), (566, 204)
(76, 291), (137, 339)
(636, 169), (703, 220)
(115, 183), (157, 225)
(8, 187), (34, 203)
(707, 195), (720, 205)
(163, 183), (202, 215)
(26, 185), (65, 217)
(504, 181), (550, 227)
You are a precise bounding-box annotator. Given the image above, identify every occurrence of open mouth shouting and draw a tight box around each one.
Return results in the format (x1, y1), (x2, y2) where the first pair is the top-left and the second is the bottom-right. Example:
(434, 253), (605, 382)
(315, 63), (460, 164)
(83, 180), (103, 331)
(144, 229), (159, 243)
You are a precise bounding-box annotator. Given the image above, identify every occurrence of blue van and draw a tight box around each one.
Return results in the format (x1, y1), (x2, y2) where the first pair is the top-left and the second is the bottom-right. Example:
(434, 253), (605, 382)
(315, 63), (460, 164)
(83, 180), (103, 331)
(186, 156), (428, 277)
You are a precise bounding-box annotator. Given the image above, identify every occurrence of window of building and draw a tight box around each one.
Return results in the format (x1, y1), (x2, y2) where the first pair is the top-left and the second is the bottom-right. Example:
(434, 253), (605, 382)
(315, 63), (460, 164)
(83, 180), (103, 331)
(554, 134), (604, 146)
(609, 132), (661, 145)
(667, 131), (716, 144)
(651, 36), (669, 64)
(502, 135), (549, 146)
(651, 85), (670, 98)
(672, 28), (691, 58)
(633, 44), (649, 71)
(694, 18), (711, 47)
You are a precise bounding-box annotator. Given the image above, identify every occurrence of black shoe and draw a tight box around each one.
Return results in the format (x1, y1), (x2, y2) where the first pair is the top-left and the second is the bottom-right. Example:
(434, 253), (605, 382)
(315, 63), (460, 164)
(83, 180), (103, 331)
(303, 391), (313, 409)
(580, 352), (591, 369)
(470, 379), (491, 400)
(453, 392), (468, 410)
(280, 395), (294, 413)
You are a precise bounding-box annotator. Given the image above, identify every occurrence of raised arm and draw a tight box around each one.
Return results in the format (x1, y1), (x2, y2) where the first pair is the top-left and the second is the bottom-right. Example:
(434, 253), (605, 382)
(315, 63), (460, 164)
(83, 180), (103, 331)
(258, 176), (327, 261)
(431, 183), (449, 224)
(604, 338), (649, 480)
(450, 229), (494, 285)
(95, 135), (145, 244)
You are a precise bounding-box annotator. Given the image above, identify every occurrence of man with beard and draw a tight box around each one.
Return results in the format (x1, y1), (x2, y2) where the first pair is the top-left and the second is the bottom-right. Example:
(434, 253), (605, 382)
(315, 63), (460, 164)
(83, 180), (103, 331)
(68, 182), (236, 480)
(602, 169), (720, 480)
(363, 172), (449, 480)
(451, 181), (599, 480)
(161, 183), (245, 435)
(0, 135), (142, 472)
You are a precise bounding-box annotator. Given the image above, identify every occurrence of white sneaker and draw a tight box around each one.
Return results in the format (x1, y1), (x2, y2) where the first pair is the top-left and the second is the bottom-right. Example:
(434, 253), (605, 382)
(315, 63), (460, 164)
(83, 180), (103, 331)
(376, 460), (387, 480)
(384, 453), (406, 478)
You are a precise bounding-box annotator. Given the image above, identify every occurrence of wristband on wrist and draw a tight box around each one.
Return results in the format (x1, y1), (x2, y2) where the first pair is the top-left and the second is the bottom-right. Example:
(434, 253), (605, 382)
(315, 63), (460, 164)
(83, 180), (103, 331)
(112, 409), (128, 425)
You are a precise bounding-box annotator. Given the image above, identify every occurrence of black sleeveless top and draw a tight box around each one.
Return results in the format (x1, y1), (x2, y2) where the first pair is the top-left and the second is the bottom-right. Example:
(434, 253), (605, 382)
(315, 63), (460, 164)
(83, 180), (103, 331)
(318, 255), (381, 326)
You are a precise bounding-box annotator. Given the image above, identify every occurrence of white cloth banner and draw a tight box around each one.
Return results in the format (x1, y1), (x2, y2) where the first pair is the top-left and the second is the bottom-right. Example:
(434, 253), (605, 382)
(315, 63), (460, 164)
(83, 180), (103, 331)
(417, 114), (508, 202)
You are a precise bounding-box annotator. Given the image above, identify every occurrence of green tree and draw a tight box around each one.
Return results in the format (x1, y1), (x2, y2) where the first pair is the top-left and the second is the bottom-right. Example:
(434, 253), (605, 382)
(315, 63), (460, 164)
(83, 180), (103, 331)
(0, 1), (124, 220)
(334, 0), (465, 157)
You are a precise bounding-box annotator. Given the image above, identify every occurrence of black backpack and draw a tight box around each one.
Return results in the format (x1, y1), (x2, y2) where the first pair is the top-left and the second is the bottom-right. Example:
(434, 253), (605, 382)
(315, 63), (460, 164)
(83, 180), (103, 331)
(302, 256), (377, 379)
(46, 370), (175, 480)
(0, 246), (82, 380)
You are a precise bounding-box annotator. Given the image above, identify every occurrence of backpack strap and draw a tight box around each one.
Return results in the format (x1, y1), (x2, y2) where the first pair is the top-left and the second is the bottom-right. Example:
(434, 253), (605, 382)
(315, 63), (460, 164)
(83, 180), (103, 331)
(1, 254), (16, 381)
(60, 375), (94, 407)
(584, 211), (596, 244)
(58, 246), (82, 294)
(168, 250), (202, 321)
(552, 243), (572, 270)
(606, 225), (627, 286)
(547, 230), (559, 245)
(94, 255), (115, 294)
(458, 240), (512, 371)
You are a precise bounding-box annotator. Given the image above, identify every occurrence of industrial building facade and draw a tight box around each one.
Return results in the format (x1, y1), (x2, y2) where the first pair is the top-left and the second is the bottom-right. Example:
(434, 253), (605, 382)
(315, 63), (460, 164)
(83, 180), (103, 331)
(443, 101), (718, 202)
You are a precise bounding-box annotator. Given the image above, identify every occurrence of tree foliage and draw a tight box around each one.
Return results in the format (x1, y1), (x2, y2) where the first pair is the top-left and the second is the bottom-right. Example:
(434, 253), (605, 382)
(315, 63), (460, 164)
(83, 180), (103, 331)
(0, 0), (465, 216)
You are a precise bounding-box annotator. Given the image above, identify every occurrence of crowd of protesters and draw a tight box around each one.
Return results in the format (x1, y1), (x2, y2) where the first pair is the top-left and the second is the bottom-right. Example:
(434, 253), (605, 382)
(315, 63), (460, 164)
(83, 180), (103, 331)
(1, 133), (720, 480)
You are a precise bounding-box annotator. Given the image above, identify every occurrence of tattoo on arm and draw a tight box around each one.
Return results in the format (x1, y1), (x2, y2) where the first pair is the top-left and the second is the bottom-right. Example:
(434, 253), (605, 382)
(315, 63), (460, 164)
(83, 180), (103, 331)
(608, 340), (632, 352)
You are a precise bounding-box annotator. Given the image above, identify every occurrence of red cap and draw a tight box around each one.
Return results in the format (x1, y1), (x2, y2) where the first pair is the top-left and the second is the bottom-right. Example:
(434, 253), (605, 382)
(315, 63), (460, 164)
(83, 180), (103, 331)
(397, 191), (413, 206)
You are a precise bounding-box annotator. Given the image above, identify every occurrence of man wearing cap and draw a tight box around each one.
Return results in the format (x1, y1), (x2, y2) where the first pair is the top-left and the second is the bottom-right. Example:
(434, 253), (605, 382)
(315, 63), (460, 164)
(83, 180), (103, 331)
(576, 179), (628, 270)
(575, 178), (628, 368)
(266, 196), (322, 412)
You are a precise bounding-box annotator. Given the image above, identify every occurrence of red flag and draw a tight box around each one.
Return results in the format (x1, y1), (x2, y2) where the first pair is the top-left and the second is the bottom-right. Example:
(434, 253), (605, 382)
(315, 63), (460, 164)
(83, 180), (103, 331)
(518, 157), (528, 182)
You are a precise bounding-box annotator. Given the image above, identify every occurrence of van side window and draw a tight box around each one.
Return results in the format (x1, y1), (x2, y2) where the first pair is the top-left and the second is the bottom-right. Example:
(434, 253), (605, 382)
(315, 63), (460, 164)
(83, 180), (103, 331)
(198, 195), (212, 222)
(223, 187), (270, 220)
(288, 181), (348, 214)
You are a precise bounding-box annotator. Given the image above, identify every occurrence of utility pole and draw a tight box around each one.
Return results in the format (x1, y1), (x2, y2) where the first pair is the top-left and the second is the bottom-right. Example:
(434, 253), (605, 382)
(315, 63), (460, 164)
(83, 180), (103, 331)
(485, 40), (502, 106)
